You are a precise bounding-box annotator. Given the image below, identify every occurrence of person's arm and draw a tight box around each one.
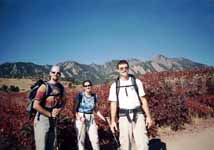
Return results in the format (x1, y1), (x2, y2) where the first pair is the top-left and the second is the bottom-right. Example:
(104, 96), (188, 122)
(93, 95), (106, 121)
(74, 93), (83, 120)
(136, 79), (153, 128)
(110, 101), (118, 133)
(33, 84), (52, 117)
(141, 96), (153, 128)
(110, 101), (117, 123)
(33, 100), (52, 117)
(51, 91), (66, 118)
(73, 95), (78, 115)
(96, 111), (106, 121)
(108, 83), (118, 133)
(55, 88), (66, 113)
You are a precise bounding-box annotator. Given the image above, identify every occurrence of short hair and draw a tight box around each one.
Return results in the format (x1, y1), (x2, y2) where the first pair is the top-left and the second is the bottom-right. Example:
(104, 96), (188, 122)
(82, 80), (93, 86)
(116, 60), (129, 69)
(50, 65), (61, 72)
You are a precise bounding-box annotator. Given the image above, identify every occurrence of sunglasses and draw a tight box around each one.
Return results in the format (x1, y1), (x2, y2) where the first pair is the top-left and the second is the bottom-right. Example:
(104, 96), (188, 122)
(118, 66), (129, 71)
(51, 71), (61, 76)
(83, 84), (92, 87)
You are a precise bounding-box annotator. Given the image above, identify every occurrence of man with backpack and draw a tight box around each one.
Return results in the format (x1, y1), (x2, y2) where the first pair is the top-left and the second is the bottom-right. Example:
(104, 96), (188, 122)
(33, 65), (65, 150)
(75, 80), (105, 150)
(108, 60), (153, 150)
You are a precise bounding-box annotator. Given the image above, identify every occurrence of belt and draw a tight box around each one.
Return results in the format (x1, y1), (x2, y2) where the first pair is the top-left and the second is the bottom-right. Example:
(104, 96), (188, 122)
(119, 107), (142, 123)
(78, 111), (93, 114)
(78, 112), (94, 124)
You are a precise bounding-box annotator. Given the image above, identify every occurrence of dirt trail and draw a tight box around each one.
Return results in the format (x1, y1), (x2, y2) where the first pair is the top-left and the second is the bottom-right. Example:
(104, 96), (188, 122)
(158, 119), (214, 150)
(163, 127), (214, 150)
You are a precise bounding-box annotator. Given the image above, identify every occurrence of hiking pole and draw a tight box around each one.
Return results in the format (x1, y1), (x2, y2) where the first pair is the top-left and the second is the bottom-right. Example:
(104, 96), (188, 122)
(105, 117), (121, 150)
(97, 112), (121, 149)
(77, 118), (85, 142)
(96, 112), (121, 149)
(53, 117), (59, 150)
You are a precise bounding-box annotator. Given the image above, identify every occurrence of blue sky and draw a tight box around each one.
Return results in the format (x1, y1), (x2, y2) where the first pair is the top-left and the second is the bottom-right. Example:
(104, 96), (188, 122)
(0, 0), (213, 65)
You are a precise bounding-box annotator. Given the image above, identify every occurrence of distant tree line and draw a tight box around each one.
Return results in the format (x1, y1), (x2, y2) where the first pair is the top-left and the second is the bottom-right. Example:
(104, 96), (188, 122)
(0, 85), (20, 92)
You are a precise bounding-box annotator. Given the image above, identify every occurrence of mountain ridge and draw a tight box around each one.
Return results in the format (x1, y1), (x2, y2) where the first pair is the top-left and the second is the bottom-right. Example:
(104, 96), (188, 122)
(0, 55), (208, 84)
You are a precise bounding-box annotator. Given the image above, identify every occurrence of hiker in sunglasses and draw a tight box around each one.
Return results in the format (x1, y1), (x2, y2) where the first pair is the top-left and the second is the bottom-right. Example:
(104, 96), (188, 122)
(75, 80), (105, 150)
(108, 60), (153, 150)
(33, 65), (65, 150)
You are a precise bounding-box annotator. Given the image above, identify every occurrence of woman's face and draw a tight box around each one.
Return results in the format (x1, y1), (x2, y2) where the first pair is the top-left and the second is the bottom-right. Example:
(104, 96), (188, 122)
(83, 81), (92, 92)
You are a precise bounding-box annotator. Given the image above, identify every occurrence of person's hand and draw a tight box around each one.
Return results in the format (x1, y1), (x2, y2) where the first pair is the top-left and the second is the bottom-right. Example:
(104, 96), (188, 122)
(96, 111), (106, 122)
(110, 121), (118, 133)
(145, 116), (153, 129)
(75, 112), (80, 120)
(76, 112), (85, 122)
(51, 108), (61, 118)
(79, 116), (85, 122)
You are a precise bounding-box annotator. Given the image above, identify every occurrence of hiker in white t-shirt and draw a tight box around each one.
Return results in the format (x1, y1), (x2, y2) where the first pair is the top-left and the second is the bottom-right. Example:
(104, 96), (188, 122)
(108, 60), (153, 150)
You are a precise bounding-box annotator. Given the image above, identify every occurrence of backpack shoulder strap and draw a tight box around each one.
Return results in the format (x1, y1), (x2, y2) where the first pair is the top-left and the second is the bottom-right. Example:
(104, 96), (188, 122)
(91, 93), (97, 104)
(43, 81), (51, 99)
(129, 74), (138, 93)
(115, 76), (120, 106)
(91, 93), (98, 112)
(57, 82), (64, 97)
(129, 74), (142, 105)
(75, 92), (83, 112)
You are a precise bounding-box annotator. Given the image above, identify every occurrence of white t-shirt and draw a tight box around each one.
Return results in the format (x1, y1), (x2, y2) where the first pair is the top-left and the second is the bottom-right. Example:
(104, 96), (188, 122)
(108, 77), (146, 109)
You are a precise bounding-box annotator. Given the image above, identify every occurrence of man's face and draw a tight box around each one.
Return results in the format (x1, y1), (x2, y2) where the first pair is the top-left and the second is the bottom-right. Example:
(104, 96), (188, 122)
(50, 66), (61, 81)
(117, 63), (129, 77)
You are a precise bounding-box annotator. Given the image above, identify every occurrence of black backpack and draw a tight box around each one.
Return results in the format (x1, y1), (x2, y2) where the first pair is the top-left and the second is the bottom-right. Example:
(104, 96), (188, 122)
(75, 92), (97, 112)
(115, 74), (142, 106)
(26, 80), (51, 118)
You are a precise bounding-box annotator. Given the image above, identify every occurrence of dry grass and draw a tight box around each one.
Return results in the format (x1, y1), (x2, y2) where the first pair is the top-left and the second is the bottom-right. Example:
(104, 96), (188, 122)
(0, 78), (76, 92)
(0, 78), (35, 92)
